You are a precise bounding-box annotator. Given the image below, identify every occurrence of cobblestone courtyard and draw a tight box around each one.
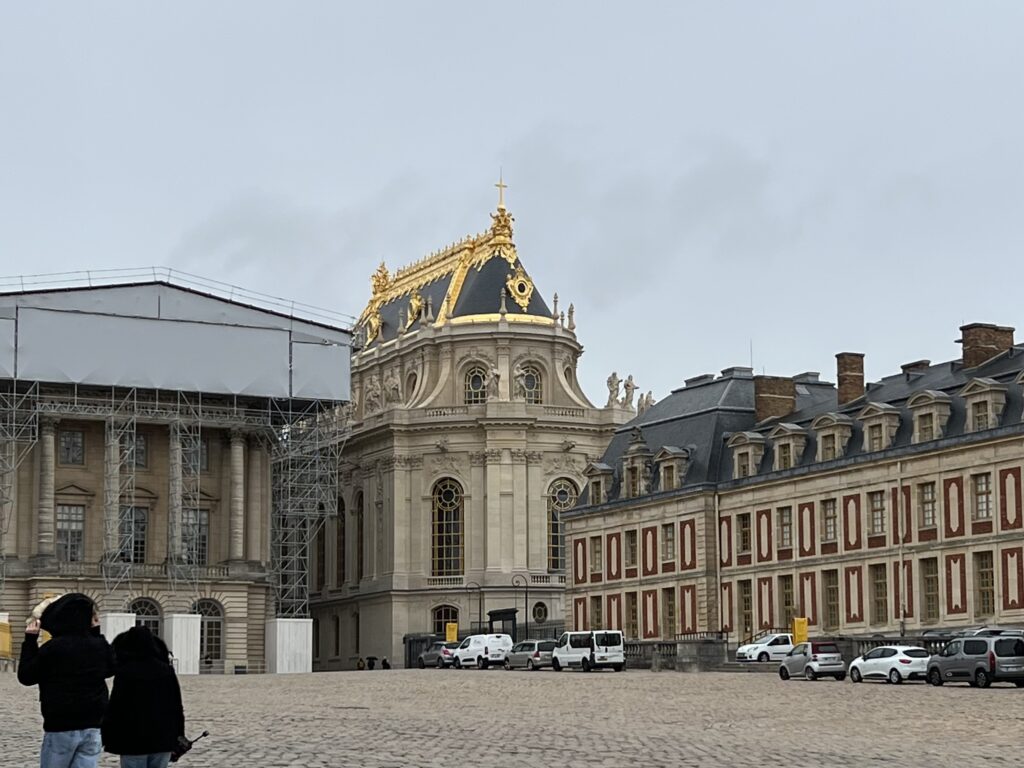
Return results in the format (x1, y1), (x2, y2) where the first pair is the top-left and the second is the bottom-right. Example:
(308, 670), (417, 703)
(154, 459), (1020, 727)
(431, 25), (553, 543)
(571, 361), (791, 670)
(2, 668), (1023, 767)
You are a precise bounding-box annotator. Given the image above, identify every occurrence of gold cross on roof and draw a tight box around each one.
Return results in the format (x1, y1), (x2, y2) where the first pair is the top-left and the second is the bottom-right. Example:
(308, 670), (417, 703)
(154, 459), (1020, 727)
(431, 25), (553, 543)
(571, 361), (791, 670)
(495, 171), (507, 209)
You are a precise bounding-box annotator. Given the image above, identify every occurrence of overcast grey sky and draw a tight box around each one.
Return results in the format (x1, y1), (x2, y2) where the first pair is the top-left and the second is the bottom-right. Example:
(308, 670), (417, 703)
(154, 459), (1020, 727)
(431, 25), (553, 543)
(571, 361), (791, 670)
(2, 2), (1023, 403)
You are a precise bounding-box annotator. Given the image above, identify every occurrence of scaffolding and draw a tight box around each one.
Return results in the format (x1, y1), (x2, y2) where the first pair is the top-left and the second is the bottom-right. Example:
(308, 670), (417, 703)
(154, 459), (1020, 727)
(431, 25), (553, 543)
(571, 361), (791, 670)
(269, 399), (344, 618)
(101, 389), (138, 595)
(0, 381), (39, 600)
(166, 393), (204, 603)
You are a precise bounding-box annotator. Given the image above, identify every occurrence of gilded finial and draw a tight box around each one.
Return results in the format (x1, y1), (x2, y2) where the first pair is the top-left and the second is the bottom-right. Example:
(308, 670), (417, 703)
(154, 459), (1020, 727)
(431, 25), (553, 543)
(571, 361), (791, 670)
(495, 170), (507, 210)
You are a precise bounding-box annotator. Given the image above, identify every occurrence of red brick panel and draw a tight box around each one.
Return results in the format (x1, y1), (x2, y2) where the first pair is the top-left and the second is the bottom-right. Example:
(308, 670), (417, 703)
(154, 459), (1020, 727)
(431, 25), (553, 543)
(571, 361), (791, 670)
(844, 566), (863, 623)
(573, 539), (587, 585)
(798, 502), (816, 557)
(641, 589), (659, 639)
(757, 576), (774, 630)
(756, 509), (773, 563)
(721, 582), (734, 632)
(1000, 467), (1023, 531)
(799, 572), (818, 626)
(573, 597), (587, 631)
(606, 532), (622, 581)
(893, 560), (914, 620)
(843, 494), (862, 551)
(1001, 547), (1024, 611)
(945, 553), (967, 614)
(641, 526), (658, 577)
(719, 516), (733, 567)
(606, 593), (623, 631)
(944, 477), (965, 538)
(680, 585), (699, 633)
(680, 519), (698, 570)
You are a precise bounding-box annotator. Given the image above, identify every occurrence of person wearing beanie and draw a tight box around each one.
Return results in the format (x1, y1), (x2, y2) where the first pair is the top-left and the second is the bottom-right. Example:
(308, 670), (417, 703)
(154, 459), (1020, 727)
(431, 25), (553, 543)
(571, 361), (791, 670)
(102, 626), (186, 768)
(17, 593), (116, 768)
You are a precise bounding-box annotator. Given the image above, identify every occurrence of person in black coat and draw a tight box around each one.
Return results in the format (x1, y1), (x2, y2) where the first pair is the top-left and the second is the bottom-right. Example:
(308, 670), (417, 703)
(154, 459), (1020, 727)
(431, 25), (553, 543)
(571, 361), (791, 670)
(18, 592), (115, 768)
(102, 626), (186, 768)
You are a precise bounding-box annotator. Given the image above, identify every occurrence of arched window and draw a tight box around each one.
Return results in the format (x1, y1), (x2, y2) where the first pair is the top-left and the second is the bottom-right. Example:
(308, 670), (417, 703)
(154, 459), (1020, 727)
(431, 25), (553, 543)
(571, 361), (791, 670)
(355, 492), (364, 581)
(432, 605), (459, 635)
(335, 497), (346, 586)
(192, 599), (224, 670)
(130, 598), (162, 638)
(431, 478), (464, 576)
(547, 478), (578, 572)
(464, 366), (488, 405)
(521, 365), (543, 405)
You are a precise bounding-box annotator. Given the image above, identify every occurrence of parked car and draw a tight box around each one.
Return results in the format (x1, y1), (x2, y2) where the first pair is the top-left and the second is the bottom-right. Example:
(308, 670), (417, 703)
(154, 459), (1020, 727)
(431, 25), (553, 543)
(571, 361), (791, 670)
(451, 634), (513, 669)
(504, 639), (557, 670)
(848, 645), (929, 684)
(417, 641), (460, 669)
(927, 636), (1024, 688)
(736, 633), (793, 662)
(551, 630), (625, 672)
(778, 641), (845, 681)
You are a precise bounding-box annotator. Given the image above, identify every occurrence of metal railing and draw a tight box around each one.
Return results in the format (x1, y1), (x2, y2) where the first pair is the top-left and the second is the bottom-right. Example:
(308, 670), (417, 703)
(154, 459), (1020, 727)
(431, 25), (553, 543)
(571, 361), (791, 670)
(56, 561), (232, 580)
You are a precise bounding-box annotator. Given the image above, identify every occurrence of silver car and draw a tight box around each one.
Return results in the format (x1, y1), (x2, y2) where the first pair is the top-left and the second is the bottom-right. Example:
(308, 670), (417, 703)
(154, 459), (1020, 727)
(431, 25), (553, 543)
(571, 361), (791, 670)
(417, 641), (460, 669)
(778, 641), (846, 681)
(503, 640), (557, 670)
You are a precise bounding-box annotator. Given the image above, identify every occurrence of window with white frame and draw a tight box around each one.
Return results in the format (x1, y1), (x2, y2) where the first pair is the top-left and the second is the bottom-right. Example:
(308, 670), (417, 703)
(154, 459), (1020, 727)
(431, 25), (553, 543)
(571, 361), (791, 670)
(661, 523), (675, 561)
(820, 433), (837, 461)
(777, 507), (793, 548)
(972, 473), (992, 520)
(58, 429), (85, 465)
(119, 506), (148, 564)
(56, 504), (85, 562)
(464, 366), (488, 405)
(589, 536), (603, 573)
(821, 499), (837, 541)
(868, 492), (886, 535)
(918, 482), (936, 528)
(960, 378), (1008, 434)
(625, 530), (638, 568)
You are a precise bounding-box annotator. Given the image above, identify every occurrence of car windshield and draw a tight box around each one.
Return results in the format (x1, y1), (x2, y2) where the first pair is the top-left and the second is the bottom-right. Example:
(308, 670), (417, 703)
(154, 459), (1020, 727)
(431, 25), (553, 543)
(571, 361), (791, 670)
(813, 643), (839, 654)
(444, 642), (460, 649)
(594, 633), (621, 647)
(902, 648), (929, 658)
(995, 638), (1024, 657)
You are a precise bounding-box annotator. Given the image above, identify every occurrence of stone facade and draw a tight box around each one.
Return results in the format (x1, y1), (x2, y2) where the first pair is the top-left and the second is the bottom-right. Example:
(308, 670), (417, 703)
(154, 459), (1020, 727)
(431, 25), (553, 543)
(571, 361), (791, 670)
(566, 322), (1024, 644)
(310, 200), (630, 668)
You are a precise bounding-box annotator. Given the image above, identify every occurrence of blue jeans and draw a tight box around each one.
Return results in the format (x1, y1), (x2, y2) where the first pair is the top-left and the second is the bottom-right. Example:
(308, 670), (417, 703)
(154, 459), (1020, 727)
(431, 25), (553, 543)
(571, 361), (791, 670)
(119, 755), (171, 768)
(40, 729), (102, 768)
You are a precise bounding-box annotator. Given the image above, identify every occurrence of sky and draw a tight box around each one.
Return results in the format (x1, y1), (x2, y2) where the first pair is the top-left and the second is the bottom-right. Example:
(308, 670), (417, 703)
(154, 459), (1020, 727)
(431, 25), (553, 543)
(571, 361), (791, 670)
(2, 2), (1023, 404)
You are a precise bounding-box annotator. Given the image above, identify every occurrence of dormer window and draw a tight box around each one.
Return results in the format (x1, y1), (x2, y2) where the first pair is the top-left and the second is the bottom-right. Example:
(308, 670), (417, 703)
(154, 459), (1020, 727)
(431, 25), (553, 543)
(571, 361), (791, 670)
(857, 403), (901, 453)
(620, 427), (653, 499)
(662, 464), (675, 490)
(778, 444), (792, 470)
(811, 413), (853, 463)
(727, 432), (765, 480)
(627, 466), (640, 497)
(767, 424), (807, 472)
(654, 446), (691, 492)
(583, 462), (613, 505)
(960, 378), (1007, 434)
(907, 390), (952, 444)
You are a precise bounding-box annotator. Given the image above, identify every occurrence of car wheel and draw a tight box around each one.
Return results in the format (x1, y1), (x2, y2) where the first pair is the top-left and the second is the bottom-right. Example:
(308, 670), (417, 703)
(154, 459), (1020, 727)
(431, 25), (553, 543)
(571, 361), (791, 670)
(850, 667), (862, 683)
(437, 657), (445, 669)
(835, 673), (846, 682)
(552, 658), (562, 672)
(613, 664), (624, 672)
(454, 657), (462, 669)
(975, 669), (992, 689)
(527, 660), (535, 671)
(888, 668), (903, 685)
(418, 658), (425, 669)
(478, 657), (487, 670)
(804, 667), (817, 682)
(581, 657), (591, 673)
(757, 652), (770, 663)
(927, 667), (942, 686)
(779, 666), (790, 681)
(503, 658), (511, 671)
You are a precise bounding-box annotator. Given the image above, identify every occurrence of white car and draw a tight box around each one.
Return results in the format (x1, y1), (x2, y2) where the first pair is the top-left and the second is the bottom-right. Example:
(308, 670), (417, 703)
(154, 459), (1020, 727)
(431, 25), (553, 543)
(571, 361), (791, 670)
(736, 633), (793, 662)
(848, 645), (929, 684)
(451, 634), (513, 669)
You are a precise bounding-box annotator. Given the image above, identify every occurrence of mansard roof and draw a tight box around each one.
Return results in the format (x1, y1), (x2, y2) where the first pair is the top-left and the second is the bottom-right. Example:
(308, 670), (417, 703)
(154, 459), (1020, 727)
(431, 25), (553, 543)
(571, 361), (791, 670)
(355, 203), (551, 347)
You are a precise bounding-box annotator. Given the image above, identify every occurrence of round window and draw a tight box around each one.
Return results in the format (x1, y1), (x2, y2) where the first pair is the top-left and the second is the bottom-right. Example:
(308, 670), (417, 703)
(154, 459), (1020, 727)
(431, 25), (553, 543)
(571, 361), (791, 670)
(532, 602), (548, 623)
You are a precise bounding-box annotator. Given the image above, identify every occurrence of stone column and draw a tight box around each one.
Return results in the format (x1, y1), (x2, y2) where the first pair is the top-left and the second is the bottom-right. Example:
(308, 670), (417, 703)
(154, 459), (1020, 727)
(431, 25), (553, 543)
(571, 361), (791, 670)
(103, 422), (121, 557)
(229, 431), (245, 561)
(167, 427), (183, 562)
(36, 419), (56, 557)
(245, 437), (262, 562)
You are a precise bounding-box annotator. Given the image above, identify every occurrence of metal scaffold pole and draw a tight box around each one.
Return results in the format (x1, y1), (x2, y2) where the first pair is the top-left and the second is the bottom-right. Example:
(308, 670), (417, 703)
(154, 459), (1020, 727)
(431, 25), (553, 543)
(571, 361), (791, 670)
(0, 381), (39, 602)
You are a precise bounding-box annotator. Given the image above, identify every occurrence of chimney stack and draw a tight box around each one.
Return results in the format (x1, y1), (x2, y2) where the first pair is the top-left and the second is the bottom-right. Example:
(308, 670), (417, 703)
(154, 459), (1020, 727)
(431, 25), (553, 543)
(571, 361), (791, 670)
(836, 353), (865, 406)
(753, 375), (796, 423)
(958, 323), (1015, 369)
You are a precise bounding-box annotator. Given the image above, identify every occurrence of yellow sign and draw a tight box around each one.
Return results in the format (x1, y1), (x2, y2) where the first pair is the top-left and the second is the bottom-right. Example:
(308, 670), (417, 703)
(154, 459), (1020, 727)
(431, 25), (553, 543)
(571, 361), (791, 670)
(0, 622), (11, 659)
(445, 622), (458, 643)
(792, 617), (808, 645)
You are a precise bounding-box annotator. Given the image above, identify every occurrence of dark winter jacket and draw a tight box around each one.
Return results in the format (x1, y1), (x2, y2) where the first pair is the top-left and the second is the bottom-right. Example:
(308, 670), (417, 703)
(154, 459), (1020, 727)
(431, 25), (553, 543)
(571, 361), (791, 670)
(17, 593), (116, 732)
(102, 626), (186, 756)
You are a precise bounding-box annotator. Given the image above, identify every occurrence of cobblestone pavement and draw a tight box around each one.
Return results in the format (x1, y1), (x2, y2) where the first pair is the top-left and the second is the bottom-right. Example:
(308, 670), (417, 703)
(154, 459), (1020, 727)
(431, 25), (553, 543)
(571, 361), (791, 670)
(2, 667), (1023, 767)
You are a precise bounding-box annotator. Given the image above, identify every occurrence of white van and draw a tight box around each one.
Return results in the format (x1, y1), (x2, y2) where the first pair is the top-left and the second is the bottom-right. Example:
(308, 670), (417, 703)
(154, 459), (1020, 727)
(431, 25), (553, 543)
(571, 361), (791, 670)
(451, 634), (513, 669)
(552, 630), (625, 672)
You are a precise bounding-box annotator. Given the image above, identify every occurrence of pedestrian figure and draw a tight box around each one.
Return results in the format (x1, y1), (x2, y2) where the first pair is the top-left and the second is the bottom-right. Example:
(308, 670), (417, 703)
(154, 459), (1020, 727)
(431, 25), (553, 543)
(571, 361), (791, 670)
(356, 657), (365, 671)
(17, 593), (115, 768)
(102, 626), (186, 768)
(381, 658), (391, 670)
(367, 656), (377, 670)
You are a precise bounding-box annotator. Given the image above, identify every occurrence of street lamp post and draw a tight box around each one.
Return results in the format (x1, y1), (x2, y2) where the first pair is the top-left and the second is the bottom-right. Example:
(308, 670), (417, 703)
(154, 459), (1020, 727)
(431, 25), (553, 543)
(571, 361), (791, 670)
(511, 574), (528, 641)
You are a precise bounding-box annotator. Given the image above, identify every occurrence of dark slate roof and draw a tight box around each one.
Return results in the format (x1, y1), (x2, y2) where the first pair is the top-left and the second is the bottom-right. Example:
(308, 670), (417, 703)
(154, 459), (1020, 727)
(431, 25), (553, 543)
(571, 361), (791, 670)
(371, 273), (453, 345)
(452, 256), (551, 318)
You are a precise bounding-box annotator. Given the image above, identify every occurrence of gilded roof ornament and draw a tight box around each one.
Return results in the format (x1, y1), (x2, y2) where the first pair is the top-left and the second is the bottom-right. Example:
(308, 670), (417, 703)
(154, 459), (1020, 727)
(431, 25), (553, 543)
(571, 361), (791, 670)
(371, 261), (391, 297)
(505, 264), (534, 312)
